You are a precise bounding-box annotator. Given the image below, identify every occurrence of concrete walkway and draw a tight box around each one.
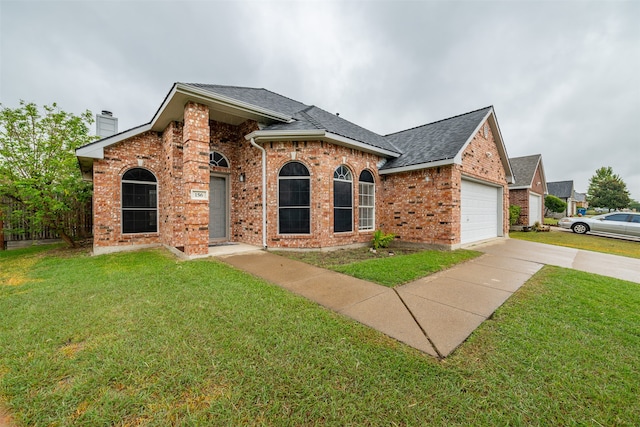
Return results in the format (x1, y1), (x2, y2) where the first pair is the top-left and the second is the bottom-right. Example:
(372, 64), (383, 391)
(218, 239), (639, 358)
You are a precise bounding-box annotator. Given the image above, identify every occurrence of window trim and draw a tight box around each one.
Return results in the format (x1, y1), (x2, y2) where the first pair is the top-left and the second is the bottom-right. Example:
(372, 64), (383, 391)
(277, 161), (311, 235)
(333, 165), (353, 233)
(358, 169), (375, 232)
(121, 168), (159, 235)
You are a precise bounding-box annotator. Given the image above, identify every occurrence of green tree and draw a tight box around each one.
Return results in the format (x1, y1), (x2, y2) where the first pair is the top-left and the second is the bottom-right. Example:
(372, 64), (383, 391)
(0, 101), (95, 247)
(544, 194), (567, 216)
(587, 166), (631, 211)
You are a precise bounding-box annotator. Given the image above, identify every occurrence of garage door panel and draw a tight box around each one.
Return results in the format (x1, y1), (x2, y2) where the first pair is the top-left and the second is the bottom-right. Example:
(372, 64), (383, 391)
(461, 180), (500, 244)
(529, 193), (541, 226)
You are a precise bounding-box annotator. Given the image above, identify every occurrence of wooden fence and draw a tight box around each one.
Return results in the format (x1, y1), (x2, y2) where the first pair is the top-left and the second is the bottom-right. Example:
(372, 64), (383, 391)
(0, 198), (92, 242)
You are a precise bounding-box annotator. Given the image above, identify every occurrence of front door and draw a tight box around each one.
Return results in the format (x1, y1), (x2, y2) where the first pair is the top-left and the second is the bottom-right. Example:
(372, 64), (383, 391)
(209, 176), (227, 241)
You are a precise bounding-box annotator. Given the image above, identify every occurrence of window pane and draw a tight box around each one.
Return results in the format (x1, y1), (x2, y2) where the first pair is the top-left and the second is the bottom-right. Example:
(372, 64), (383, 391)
(359, 170), (374, 183)
(334, 208), (352, 232)
(359, 207), (374, 230)
(334, 180), (352, 207)
(123, 183), (157, 208)
(123, 210), (157, 233)
(279, 179), (310, 207)
(122, 168), (157, 182)
(605, 214), (629, 222)
(280, 162), (310, 177)
(279, 208), (310, 234)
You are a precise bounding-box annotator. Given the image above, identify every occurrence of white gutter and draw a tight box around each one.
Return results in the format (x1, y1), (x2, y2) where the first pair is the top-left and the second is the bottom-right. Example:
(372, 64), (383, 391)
(250, 137), (267, 249)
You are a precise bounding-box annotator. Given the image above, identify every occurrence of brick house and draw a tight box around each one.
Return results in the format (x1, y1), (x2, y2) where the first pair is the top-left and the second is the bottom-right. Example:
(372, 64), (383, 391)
(76, 83), (514, 256)
(508, 154), (547, 226)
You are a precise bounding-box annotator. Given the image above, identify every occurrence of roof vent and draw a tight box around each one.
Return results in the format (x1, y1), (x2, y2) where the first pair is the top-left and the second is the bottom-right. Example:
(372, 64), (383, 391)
(96, 110), (118, 137)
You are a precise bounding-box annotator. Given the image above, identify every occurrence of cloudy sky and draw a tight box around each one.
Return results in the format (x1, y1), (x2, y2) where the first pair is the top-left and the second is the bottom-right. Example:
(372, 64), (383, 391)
(1, 0), (639, 200)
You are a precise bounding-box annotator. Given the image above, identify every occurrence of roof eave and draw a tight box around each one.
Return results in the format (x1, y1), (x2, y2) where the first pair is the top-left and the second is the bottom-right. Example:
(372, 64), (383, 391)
(379, 157), (457, 175)
(246, 130), (400, 158)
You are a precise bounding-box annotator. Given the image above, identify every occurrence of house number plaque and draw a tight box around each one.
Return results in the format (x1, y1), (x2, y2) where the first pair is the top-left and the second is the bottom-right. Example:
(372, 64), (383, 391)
(190, 189), (209, 200)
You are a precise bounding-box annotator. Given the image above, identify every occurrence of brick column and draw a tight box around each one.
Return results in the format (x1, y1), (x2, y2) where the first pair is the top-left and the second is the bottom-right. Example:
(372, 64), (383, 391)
(183, 102), (210, 256)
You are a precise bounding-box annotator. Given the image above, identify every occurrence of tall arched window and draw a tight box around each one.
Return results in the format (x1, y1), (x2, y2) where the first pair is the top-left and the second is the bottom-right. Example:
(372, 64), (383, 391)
(122, 168), (158, 234)
(358, 170), (375, 231)
(278, 162), (310, 234)
(334, 165), (353, 233)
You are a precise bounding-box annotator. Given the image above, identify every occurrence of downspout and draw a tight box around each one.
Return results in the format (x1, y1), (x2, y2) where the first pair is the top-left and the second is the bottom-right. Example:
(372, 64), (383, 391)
(250, 137), (267, 249)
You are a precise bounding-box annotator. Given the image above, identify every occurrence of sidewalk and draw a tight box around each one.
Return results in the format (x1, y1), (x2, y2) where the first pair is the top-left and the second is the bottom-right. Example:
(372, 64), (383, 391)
(218, 239), (638, 358)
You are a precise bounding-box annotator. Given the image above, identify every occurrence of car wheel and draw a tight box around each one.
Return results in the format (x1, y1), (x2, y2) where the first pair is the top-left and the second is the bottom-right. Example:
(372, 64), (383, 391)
(572, 223), (589, 234)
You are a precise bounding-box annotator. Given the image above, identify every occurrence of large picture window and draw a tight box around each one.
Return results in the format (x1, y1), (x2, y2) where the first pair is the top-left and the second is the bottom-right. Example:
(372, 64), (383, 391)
(122, 168), (158, 234)
(278, 162), (310, 234)
(358, 170), (375, 231)
(334, 165), (353, 233)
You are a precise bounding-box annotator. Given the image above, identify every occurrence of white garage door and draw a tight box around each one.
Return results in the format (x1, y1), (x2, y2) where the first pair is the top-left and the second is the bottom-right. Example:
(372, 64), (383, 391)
(529, 193), (542, 226)
(461, 179), (500, 244)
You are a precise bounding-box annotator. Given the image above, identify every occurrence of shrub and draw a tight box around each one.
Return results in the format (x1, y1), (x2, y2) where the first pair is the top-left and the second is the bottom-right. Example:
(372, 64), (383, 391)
(509, 205), (521, 226)
(371, 230), (395, 250)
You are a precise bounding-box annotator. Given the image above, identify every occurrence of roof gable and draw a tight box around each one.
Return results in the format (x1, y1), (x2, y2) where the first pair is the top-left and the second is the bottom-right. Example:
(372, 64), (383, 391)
(508, 154), (547, 191)
(547, 180), (574, 199)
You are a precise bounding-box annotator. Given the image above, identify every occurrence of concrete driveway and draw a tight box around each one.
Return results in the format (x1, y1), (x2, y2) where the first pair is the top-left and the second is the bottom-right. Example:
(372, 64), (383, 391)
(474, 238), (640, 284)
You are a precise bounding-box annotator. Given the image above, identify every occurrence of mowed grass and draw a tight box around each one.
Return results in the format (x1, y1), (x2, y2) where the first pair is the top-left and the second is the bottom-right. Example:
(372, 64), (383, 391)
(511, 230), (640, 259)
(1, 245), (639, 425)
(276, 247), (480, 286)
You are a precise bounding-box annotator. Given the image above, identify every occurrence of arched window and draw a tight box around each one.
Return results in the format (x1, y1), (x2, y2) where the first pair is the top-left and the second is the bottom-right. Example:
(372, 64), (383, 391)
(333, 165), (353, 233)
(209, 151), (229, 167)
(278, 162), (310, 234)
(358, 170), (375, 231)
(121, 168), (158, 234)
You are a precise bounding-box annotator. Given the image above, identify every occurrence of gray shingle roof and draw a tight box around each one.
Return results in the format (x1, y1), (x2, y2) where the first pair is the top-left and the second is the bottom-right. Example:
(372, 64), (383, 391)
(263, 106), (400, 153)
(509, 154), (541, 187)
(183, 84), (499, 167)
(184, 83), (309, 117)
(547, 180), (574, 199)
(380, 107), (492, 170)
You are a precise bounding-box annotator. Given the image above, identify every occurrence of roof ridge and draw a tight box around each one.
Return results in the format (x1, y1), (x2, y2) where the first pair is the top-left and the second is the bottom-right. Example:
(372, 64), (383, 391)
(385, 105), (493, 137)
(184, 83), (310, 108)
(298, 106), (325, 130)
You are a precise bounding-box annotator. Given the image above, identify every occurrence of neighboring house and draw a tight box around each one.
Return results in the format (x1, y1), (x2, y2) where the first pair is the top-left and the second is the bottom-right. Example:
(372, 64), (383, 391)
(547, 180), (576, 217)
(574, 192), (588, 210)
(508, 154), (547, 226)
(76, 83), (514, 256)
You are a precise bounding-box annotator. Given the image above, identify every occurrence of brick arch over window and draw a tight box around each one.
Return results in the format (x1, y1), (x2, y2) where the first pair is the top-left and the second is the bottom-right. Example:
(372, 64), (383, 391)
(334, 165), (353, 233)
(278, 161), (310, 234)
(358, 169), (375, 231)
(121, 168), (158, 234)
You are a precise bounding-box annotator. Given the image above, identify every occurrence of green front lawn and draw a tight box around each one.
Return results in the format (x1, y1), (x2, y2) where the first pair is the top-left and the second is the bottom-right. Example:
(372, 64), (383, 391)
(276, 247), (480, 286)
(511, 230), (640, 259)
(1, 245), (638, 425)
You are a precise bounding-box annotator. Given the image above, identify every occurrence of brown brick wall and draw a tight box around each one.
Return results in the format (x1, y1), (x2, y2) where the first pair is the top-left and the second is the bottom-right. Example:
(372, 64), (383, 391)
(93, 131), (163, 250)
(379, 167), (457, 246)
(92, 110), (509, 253)
(262, 140), (383, 249)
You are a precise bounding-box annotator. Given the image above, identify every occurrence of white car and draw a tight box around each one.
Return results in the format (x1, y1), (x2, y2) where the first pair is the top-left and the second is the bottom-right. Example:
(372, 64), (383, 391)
(558, 212), (640, 237)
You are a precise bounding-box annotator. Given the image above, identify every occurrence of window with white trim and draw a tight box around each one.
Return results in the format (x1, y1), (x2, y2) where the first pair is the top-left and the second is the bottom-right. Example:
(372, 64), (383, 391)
(121, 168), (158, 234)
(278, 162), (310, 234)
(334, 165), (353, 233)
(358, 170), (375, 231)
